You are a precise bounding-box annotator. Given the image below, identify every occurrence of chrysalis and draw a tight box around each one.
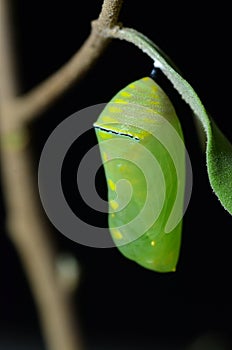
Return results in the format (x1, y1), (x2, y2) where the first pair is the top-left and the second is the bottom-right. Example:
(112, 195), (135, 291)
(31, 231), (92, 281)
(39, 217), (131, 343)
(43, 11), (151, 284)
(94, 76), (185, 272)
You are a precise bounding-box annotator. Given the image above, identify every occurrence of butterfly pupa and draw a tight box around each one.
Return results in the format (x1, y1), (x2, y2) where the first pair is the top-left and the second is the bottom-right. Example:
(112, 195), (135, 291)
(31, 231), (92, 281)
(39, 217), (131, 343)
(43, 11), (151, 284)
(94, 76), (185, 272)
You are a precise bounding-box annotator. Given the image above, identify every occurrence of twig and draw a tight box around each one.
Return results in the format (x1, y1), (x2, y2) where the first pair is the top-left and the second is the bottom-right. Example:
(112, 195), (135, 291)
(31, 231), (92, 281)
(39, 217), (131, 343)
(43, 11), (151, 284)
(0, 1), (18, 98)
(0, 0), (124, 350)
(0, 144), (84, 350)
(1, 0), (124, 128)
(0, 1), (83, 349)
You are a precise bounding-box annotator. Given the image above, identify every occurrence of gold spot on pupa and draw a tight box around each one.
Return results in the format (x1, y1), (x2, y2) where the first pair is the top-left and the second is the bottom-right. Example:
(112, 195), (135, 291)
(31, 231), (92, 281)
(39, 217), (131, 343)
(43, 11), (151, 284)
(102, 115), (116, 122)
(150, 101), (159, 105)
(120, 91), (132, 98)
(108, 179), (116, 191)
(102, 152), (108, 162)
(117, 163), (126, 173)
(108, 106), (122, 113)
(98, 131), (113, 140)
(109, 200), (119, 210)
(112, 229), (123, 240)
(151, 85), (158, 92)
(151, 240), (156, 247)
(128, 83), (136, 89)
(113, 98), (128, 104)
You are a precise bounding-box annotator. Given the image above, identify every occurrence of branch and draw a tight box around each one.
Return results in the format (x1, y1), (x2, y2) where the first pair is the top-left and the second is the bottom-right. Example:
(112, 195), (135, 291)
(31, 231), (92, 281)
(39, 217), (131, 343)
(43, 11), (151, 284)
(2, 0), (124, 128)
(0, 0), (18, 98)
(0, 1), (124, 350)
(98, 0), (124, 27)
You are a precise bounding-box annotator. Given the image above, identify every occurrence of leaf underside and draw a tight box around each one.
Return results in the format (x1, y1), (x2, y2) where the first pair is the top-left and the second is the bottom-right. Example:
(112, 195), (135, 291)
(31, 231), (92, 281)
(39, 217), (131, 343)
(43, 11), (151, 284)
(118, 28), (232, 216)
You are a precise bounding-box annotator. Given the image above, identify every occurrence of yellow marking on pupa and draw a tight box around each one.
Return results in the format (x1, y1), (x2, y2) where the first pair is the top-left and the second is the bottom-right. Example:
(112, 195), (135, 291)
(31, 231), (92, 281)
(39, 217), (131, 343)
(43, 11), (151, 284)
(112, 229), (123, 240)
(128, 83), (136, 89)
(117, 163), (126, 172)
(109, 199), (119, 210)
(102, 152), (108, 162)
(150, 100), (159, 105)
(151, 240), (156, 247)
(142, 77), (150, 82)
(97, 131), (113, 140)
(101, 115), (116, 122)
(120, 91), (132, 98)
(111, 213), (115, 218)
(108, 106), (122, 114)
(151, 85), (158, 92)
(130, 129), (148, 140)
(113, 98), (128, 104)
(108, 178), (116, 191)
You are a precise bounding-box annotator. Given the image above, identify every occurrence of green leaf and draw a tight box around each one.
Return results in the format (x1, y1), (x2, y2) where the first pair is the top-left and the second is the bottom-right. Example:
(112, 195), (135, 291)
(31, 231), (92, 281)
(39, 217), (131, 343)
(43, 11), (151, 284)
(111, 27), (232, 215)
(207, 121), (232, 214)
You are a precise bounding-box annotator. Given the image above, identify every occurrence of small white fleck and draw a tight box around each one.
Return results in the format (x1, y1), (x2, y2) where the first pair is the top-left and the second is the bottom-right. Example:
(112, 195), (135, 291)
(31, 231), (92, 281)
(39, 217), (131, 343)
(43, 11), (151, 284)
(154, 60), (163, 69)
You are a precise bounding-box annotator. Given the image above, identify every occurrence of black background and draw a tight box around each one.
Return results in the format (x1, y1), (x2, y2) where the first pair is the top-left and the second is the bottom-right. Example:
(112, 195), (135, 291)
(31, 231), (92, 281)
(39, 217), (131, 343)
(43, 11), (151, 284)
(0, 1), (232, 349)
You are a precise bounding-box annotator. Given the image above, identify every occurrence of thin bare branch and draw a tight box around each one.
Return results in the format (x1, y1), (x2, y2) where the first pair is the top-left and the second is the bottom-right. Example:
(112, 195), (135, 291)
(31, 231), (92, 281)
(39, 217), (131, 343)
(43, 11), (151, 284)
(98, 0), (124, 27)
(4, 31), (109, 126)
(2, 0), (124, 128)
(0, 0), (18, 98)
(0, 0), (124, 350)
(0, 144), (84, 350)
(0, 1), (84, 349)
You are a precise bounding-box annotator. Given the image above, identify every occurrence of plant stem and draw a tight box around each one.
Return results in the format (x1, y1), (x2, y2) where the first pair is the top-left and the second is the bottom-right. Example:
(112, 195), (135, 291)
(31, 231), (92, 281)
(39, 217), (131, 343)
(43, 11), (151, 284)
(0, 0), (124, 350)
(2, 0), (124, 126)
(0, 1), (83, 349)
